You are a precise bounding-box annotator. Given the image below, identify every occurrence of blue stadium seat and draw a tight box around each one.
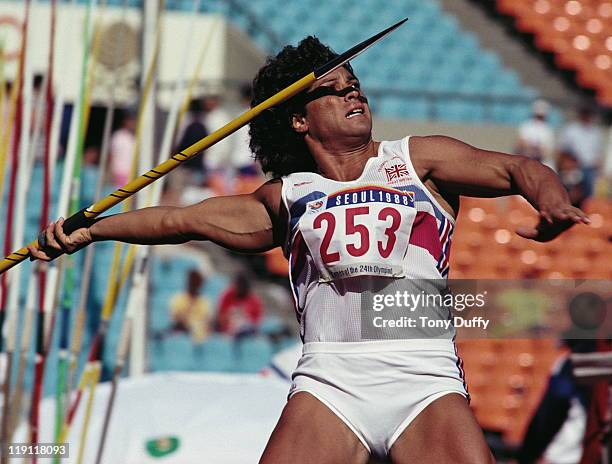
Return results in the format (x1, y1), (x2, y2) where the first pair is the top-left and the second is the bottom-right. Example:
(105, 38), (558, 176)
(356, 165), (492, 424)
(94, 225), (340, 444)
(234, 337), (274, 373)
(260, 316), (285, 335)
(436, 101), (485, 123)
(157, 334), (197, 371)
(198, 334), (234, 372)
(213, 0), (552, 125)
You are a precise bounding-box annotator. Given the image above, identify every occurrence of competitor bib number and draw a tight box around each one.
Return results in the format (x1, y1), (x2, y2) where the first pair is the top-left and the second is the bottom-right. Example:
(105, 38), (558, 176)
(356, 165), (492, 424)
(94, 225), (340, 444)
(302, 194), (415, 281)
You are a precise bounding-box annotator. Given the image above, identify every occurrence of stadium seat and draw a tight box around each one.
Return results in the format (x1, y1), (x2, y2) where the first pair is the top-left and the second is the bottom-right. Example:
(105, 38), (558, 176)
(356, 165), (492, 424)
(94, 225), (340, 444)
(198, 334), (235, 372)
(458, 338), (564, 443)
(265, 248), (288, 276)
(157, 0), (550, 125)
(260, 316), (286, 335)
(234, 337), (274, 373)
(497, 0), (612, 104)
(157, 334), (197, 371)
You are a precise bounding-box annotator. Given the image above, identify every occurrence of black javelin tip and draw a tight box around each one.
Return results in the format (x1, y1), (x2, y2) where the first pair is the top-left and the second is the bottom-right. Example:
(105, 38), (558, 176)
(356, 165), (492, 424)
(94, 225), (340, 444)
(314, 18), (409, 79)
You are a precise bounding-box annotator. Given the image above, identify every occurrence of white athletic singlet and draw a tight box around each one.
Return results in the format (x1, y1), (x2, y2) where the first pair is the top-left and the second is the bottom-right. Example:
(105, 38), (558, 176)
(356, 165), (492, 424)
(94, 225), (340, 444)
(281, 136), (456, 343)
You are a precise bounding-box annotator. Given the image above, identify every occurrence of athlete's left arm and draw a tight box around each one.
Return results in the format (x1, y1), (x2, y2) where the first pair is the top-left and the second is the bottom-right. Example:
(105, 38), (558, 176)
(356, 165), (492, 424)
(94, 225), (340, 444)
(410, 135), (590, 242)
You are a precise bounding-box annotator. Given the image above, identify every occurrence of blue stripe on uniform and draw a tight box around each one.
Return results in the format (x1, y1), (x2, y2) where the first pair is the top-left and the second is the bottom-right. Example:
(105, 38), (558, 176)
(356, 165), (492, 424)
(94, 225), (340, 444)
(396, 185), (447, 226)
(289, 191), (326, 231)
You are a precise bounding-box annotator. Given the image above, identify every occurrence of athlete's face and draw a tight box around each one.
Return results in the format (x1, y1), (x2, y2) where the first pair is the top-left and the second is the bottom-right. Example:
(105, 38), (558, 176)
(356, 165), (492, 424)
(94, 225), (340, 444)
(292, 67), (372, 145)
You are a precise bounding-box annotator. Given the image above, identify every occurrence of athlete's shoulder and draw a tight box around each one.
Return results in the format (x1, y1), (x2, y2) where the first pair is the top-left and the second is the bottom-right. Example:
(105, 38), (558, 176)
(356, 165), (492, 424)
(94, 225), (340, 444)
(253, 178), (283, 208)
(253, 178), (288, 246)
(408, 135), (474, 153)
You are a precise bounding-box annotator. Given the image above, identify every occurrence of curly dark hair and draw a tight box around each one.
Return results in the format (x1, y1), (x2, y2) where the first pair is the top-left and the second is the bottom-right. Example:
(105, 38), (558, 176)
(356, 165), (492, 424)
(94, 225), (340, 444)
(249, 36), (354, 178)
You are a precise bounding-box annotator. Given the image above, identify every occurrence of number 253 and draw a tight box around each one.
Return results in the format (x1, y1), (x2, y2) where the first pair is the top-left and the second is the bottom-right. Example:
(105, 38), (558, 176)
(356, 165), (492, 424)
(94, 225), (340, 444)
(313, 206), (401, 264)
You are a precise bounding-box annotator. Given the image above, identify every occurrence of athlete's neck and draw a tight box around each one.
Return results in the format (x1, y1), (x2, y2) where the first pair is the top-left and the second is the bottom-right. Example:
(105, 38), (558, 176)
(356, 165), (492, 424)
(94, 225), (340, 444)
(311, 139), (380, 182)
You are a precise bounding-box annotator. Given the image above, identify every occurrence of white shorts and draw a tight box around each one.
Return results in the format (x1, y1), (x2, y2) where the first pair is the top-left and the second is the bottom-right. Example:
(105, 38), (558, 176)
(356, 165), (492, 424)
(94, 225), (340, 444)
(288, 339), (468, 458)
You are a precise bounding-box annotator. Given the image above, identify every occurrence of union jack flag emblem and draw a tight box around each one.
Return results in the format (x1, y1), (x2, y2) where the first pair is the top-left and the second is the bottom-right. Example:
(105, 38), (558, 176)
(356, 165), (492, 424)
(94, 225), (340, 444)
(384, 163), (408, 182)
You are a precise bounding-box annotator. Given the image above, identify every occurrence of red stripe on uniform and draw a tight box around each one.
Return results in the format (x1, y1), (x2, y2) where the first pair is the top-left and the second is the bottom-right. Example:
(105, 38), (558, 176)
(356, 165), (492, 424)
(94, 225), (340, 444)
(408, 211), (443, 261)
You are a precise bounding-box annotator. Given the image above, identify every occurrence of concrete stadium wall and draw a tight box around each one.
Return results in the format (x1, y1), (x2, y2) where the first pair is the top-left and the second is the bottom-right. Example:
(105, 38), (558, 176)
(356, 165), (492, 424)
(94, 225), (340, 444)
(373, 118), (518, 153)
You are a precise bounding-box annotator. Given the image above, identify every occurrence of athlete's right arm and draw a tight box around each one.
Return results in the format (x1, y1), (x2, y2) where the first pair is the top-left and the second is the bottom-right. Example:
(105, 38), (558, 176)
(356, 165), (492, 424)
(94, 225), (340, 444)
(28, 179), (286, 261)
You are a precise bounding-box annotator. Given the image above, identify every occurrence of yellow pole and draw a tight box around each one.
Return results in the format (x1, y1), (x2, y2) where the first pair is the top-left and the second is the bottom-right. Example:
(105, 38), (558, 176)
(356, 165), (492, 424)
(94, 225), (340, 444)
(76, 361), (101, 464)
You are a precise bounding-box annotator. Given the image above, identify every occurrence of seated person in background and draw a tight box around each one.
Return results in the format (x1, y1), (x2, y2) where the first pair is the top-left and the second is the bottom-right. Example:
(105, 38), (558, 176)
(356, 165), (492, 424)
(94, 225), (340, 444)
(175, 99), (209, 180)
(557, 152), (587, 208)
(558, 106), (604, 199)
(515, 99), (555, 169)
(156, 269), (211, 344)
(231, 84), (261, 177)
(109, 109), (137, 187)
(518, 292), (607, 464)
(216, 273), (263, 352)
(517, 338), (595, 464)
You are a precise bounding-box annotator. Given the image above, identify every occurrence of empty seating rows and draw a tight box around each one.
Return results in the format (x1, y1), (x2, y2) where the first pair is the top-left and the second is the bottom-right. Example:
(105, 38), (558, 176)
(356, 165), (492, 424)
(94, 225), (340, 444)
(497, 0), (612, 106)
(149, 333), (295, 373)
(451, 196), (611, 279)
(241, 0), (548, 125)
(456, 338), (563, 444)
(21, 0), (553, 125)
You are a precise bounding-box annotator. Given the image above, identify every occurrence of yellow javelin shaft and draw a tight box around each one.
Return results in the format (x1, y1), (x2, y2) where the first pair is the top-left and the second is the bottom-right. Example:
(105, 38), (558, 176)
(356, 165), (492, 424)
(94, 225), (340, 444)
(0, 16), (410, 273)
(0, 72), (316, 273)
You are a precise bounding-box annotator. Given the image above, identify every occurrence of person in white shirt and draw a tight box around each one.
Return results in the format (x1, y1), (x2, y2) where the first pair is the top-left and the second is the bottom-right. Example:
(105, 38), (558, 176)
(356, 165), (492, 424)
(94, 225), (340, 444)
(231, 84), (259, 176)
(201, 95), (234, 172)
(558, 106), (604, 198)
(109, 110), (137, 187)
(516, 99), (556, 169)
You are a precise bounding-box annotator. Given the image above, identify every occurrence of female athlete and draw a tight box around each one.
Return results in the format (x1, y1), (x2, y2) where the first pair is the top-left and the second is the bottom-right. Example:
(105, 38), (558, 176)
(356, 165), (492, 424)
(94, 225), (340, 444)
(30, 37), (590, 463)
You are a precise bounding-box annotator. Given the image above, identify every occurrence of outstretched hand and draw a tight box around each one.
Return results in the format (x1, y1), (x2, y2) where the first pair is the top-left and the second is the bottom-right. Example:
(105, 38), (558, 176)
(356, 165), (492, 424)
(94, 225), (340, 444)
(27, 218), (93, 261)
(515, 204), (590, 242)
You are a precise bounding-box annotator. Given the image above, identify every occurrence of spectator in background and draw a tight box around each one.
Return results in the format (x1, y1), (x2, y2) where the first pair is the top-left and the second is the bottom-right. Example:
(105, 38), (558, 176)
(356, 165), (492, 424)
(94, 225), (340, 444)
(30, 74), (46, 161)
(201, 94), (233, 174)
(517, 339), (594, 464)
(558, 106), (604, 199)
(517, 292), (607, 464)
(516, 99), (556, 169)
(81, 146), (101, 207)
(109, 109), (137, 187)
(175, 99), (209, 180)
(156, 269), (211, 345)
(231, 84), (259, 176)
(216, 273), (263, 353)
(557, 152), (587, 207)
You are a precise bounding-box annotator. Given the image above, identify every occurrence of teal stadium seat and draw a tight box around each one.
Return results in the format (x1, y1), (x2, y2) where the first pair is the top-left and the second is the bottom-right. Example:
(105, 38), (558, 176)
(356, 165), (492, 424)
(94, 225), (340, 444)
(235, 337), (274, 373)
(204, 0), (550, 125)
(156, 334), (197, 371)
(198, 334), (234, 372)
(259, 316), (285, 335)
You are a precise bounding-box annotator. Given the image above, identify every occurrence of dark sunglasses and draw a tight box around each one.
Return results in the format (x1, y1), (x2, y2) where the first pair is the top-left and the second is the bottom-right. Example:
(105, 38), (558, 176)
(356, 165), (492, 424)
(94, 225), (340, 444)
(301, 84), (363, 105)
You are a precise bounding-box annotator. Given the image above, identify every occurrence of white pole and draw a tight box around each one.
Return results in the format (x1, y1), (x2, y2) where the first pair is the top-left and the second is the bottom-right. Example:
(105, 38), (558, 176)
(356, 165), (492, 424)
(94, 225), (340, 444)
(6, 4), (35, 354)
(128, 0), (160, 377)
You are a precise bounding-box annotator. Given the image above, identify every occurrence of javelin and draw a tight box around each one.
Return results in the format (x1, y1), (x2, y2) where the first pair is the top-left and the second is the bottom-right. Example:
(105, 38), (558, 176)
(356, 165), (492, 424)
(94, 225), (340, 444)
(0, 17), (408, 273)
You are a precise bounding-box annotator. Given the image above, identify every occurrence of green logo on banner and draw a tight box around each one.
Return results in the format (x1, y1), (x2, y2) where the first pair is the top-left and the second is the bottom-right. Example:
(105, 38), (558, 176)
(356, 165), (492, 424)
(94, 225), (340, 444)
(146, 436), (180, 458)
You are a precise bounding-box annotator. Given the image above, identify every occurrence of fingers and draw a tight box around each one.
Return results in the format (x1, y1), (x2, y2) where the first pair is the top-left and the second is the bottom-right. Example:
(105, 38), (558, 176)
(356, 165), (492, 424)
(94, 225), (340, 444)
(539, 210), (553, 224)
(541, 206), (591, 226)
(54, 218), (72, 251)
(27, 244), (52, 262)
(28, 218), (72, 262)
(569, 206), (590, 225)
(45, 221), (63, 252)
(515, 226), (538, 240)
